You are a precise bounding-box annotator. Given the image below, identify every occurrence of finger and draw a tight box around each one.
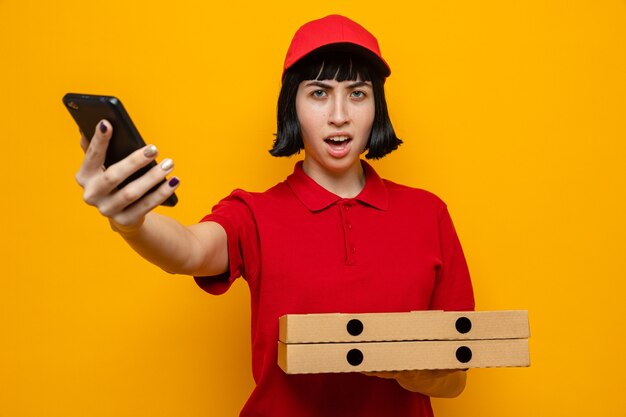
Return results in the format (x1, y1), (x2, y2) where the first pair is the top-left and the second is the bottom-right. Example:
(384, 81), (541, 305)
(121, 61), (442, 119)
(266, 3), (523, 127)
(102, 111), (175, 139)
(96, 157), (175, 215)
(112, 176), (180, 225)
(79, 120), (112, 177)
(88, 144), (160, 197)
(80, 144), (158, 205)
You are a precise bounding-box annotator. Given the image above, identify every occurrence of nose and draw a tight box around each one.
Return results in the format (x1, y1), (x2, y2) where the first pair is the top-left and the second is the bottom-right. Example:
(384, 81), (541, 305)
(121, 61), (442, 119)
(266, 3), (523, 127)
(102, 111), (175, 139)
(328, 96), (350, 126)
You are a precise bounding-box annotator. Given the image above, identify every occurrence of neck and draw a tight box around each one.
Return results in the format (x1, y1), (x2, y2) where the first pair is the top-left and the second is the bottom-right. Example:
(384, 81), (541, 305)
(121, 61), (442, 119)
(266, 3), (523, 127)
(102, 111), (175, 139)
(302, 159), (366, 198)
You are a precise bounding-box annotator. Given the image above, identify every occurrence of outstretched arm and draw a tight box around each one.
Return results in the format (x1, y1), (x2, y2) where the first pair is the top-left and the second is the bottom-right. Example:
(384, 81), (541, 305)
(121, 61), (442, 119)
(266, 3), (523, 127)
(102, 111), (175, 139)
(75, 119), (228, 277)
(113, 212), (229, 276)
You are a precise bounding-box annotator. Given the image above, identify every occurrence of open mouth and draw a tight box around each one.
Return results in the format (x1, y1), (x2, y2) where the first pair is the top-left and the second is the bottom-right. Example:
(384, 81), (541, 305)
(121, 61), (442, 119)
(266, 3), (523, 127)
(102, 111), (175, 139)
(324, 135), (352, 146)
(322, 134), (353, 158)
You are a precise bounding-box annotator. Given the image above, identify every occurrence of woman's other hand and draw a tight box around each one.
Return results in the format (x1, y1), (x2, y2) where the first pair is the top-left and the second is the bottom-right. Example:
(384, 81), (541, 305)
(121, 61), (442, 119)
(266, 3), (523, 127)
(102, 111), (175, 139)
(364, 369), (467, 398)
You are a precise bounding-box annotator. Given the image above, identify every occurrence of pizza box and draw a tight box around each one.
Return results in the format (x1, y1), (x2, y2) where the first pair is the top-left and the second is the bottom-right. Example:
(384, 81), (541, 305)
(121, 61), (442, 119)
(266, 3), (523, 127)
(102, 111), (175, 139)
(278, 338), (530, 374)
(279, 310), (529, 343)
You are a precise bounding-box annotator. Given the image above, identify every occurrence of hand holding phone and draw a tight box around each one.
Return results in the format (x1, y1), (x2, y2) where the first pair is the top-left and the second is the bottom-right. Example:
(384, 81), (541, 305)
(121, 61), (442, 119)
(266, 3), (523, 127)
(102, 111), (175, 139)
(66, 93), (179, 232)
(64, 93), (178, 207)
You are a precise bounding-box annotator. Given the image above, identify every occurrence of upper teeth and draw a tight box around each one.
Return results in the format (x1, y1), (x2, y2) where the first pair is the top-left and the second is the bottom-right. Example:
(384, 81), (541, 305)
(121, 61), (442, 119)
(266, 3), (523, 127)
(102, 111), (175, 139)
(328, 136), (349, 142)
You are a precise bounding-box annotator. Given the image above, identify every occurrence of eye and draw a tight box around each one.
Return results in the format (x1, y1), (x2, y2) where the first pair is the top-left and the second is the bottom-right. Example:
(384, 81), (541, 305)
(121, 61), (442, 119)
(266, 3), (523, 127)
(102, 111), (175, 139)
(351, 90), (366, 99)
(312, 89), (327, 98)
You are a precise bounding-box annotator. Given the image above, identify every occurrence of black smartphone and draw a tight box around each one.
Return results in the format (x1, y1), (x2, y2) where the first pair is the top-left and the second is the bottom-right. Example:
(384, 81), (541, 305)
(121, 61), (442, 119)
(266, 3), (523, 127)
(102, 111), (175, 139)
(63, 93), (177, 207)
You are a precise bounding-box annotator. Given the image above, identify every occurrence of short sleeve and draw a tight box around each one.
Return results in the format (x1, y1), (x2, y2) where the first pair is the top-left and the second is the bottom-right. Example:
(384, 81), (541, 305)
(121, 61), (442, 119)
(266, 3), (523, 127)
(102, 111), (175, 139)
(193, 190), (260, 295)
(429, 205), (475, 311)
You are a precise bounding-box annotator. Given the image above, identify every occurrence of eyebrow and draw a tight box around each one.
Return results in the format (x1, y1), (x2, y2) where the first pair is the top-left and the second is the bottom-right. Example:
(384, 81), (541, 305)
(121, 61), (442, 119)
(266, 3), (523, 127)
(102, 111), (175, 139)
(304, 80), (373, 89)
(347, 81), (372, 89)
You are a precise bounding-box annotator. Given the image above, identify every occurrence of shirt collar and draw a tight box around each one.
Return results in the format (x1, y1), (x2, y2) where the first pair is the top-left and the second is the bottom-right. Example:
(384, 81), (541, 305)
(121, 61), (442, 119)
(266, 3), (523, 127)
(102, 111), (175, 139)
(286, 160), (389, 212)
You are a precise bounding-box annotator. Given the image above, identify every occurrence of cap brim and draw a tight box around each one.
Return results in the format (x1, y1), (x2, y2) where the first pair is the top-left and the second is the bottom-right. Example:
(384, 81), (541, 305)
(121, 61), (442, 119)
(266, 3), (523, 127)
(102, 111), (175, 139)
(287, 42), (391, 79)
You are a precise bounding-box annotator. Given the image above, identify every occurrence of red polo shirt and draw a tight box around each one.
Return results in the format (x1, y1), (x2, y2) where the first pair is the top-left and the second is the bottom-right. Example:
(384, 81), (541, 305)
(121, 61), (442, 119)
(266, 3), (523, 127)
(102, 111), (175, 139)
(195, 160), (474, 417)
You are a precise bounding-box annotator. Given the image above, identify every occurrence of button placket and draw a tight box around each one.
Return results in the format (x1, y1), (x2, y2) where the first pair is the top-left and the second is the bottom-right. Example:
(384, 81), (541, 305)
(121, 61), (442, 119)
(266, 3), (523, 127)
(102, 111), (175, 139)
(340, 201), (356, 264)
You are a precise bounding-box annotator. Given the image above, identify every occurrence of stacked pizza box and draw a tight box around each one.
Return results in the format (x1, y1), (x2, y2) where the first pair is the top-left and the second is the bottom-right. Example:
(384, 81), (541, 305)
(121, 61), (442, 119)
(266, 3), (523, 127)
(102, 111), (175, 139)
(278, 310), (530, 374)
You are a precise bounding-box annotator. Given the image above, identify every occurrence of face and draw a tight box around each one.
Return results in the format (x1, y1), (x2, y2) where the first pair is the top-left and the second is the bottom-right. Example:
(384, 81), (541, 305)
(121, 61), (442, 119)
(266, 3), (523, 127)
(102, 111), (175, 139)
(295, 78), (375, 177)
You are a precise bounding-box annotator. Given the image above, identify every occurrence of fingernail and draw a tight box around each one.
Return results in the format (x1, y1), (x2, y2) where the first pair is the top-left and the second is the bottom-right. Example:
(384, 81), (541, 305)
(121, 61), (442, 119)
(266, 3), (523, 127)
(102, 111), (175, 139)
(168, 177), (180, 187)
(144, 145), (158, 158)
(160, 158), (174, 170)
(99, 121), (107, 133)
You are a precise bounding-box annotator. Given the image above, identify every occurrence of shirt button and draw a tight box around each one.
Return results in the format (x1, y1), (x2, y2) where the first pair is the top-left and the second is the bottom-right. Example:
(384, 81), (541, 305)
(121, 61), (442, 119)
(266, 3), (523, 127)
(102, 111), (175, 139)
(347, 223), (352, 230)
(351, 246), (356, 254)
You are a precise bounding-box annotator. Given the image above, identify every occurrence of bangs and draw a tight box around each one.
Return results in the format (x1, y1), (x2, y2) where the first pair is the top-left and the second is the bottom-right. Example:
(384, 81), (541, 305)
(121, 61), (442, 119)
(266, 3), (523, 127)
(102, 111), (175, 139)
(293, 52), (374, 82)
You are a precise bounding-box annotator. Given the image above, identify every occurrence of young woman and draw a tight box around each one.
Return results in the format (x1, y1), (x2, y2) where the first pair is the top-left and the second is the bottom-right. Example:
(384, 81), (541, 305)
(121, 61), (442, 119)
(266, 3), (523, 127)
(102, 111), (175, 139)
(76, 15), (474, 417)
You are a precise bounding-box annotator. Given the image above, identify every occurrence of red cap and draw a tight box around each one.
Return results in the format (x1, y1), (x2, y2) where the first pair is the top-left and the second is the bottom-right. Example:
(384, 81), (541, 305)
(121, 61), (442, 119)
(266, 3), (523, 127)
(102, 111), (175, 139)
(282, 15), (391, 79)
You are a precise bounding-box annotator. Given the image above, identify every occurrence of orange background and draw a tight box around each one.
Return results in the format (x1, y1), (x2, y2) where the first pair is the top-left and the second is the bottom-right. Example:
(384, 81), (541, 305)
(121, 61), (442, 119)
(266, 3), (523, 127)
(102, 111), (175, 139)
(1, 1), (625, 416)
